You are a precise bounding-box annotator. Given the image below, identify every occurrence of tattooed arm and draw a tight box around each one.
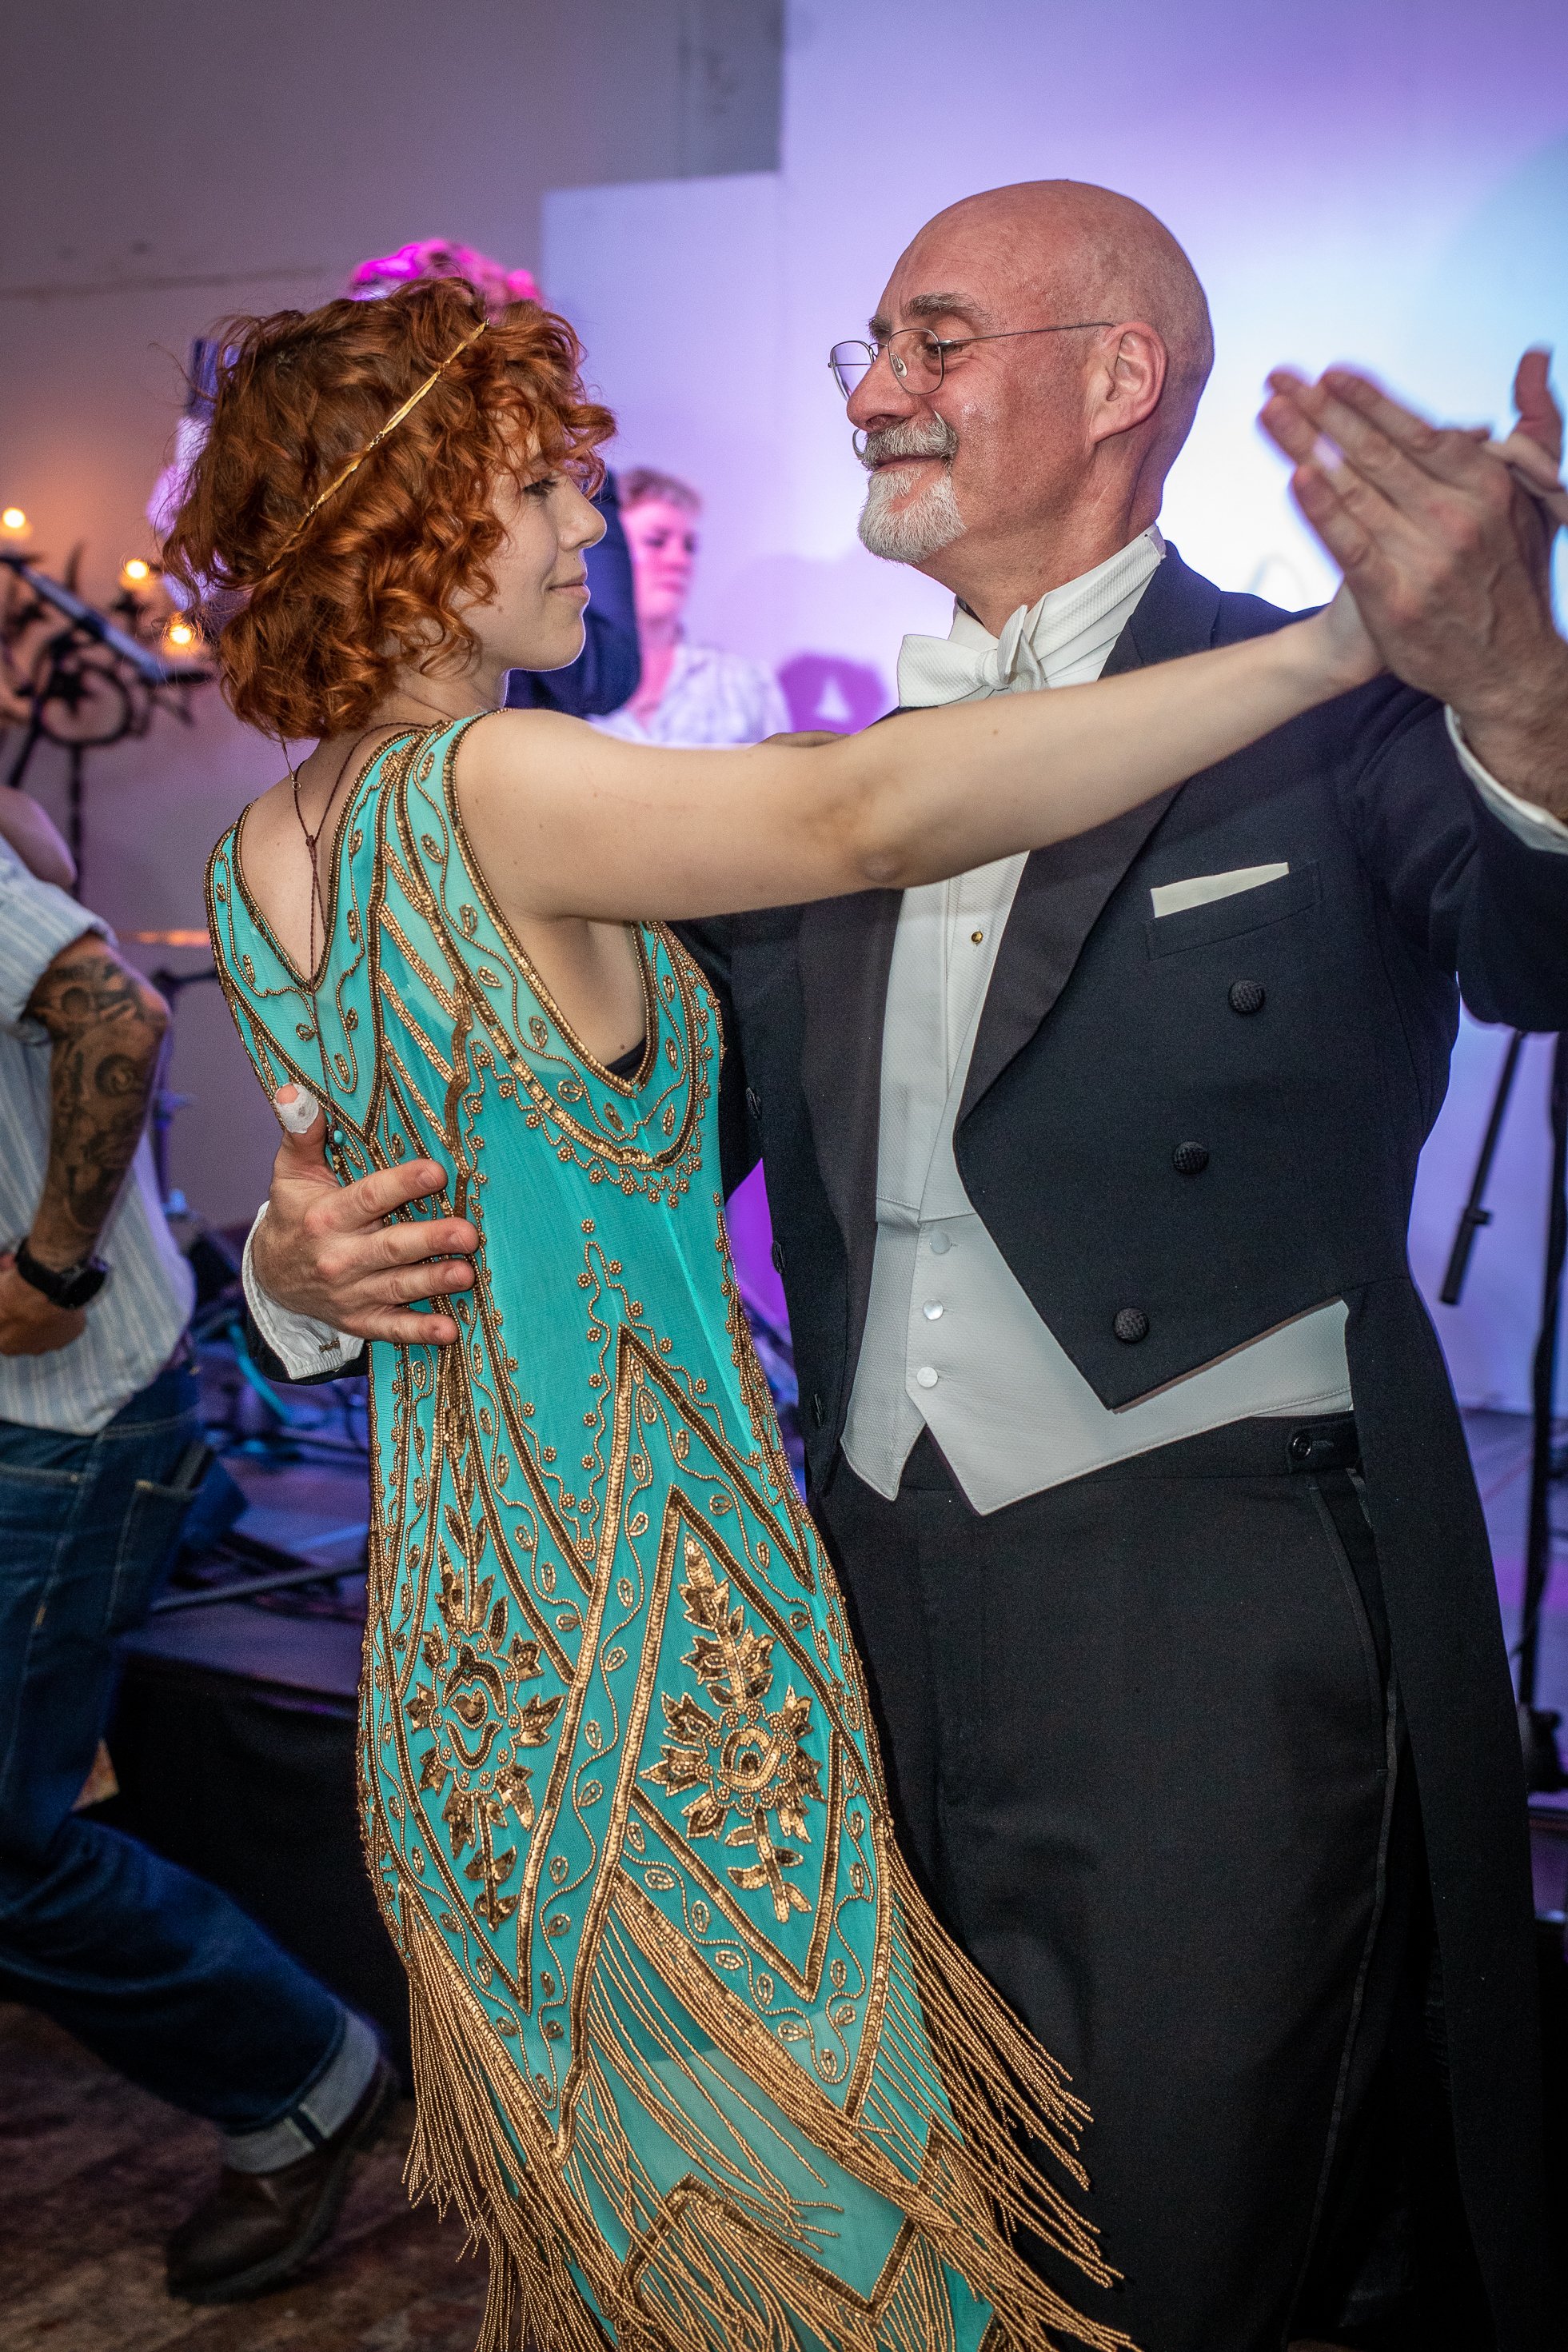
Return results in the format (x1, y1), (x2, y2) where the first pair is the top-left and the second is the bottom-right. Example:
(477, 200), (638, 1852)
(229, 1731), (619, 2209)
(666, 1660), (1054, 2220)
(0, 936), (169, 1356)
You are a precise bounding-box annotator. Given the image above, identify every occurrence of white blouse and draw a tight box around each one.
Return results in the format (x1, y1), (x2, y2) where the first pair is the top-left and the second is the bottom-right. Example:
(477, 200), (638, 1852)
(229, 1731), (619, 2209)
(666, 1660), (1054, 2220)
(591, 641), (790, 749)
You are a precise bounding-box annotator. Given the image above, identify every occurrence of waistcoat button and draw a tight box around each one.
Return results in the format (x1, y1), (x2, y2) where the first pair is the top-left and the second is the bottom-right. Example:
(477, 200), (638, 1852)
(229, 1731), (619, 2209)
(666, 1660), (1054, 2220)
(1172, 1141), (1210, 1175)
(1228, 978), (1266, 1015)
(916, 1365), (940, 1388)
(1113, 1308), (1150, 1344)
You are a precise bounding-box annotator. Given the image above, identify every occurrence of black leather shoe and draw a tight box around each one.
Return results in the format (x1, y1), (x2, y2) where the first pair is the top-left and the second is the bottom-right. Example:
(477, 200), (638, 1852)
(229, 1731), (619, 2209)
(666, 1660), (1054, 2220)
(166, 2058), (400, 2304)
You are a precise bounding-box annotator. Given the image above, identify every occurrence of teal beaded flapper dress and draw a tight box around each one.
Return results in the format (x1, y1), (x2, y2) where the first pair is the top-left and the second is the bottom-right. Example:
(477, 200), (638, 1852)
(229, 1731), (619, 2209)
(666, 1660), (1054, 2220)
(208, 717), (1124, 2352)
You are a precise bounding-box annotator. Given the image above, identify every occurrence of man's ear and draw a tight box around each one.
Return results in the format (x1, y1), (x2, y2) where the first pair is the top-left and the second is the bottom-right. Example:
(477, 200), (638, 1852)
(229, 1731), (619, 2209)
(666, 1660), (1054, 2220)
(1088, 322), (1167, 445)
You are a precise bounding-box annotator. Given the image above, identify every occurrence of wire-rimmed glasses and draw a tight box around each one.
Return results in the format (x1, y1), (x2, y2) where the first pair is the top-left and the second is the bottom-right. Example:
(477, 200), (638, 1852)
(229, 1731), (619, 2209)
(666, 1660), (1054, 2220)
(828, 322), (1113, 401)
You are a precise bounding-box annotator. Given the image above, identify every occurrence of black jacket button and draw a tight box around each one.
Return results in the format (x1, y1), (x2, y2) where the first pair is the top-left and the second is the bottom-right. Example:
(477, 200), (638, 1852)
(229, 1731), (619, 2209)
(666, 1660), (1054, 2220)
(1172, 1141), (1209, 1175)
(746, 1086), (762, 1120)
(1113, 1308), (1150, 1344)
(1229, 978), (1266, 1015)
(771, 1238), (786, 1274)
(812, 1391), (825, 1426)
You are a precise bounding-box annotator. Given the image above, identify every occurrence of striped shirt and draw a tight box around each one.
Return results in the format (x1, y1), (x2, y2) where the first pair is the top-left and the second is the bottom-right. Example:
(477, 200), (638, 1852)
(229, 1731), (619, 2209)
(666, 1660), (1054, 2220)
(0, 842), (193, 1433)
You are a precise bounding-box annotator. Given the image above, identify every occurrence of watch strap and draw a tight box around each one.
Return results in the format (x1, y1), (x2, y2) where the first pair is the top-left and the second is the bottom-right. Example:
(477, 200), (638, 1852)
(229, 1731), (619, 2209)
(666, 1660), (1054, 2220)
(14, 1237), (110, 1308)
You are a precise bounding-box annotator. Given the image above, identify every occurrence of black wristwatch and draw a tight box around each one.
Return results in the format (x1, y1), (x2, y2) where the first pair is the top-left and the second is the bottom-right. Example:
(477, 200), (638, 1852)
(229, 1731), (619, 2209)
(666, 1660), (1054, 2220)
(13, 1236), (110, 1309)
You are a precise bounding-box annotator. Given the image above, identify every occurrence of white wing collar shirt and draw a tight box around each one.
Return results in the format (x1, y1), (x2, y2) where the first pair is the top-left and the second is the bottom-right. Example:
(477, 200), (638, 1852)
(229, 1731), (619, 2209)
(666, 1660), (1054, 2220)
(840, 527), (1358, 1513)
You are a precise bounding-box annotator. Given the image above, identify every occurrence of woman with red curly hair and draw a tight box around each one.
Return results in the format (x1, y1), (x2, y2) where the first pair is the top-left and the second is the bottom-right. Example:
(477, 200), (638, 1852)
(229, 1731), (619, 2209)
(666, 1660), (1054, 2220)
(345, 238), (641, 721)
(172, 277), (1374, 2349)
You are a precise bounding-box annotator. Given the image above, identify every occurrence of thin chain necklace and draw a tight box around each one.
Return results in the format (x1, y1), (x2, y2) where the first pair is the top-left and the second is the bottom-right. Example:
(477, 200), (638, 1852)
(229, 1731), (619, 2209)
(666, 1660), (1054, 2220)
(283, 730), (373, 981)
(278, 725), (393, 1163)
(280, 703), (477, 1156)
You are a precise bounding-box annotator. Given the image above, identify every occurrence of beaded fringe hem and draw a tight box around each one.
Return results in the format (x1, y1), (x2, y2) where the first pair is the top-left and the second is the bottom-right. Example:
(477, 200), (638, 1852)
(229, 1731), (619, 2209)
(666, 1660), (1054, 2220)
(400, 1848), (1133, 2352)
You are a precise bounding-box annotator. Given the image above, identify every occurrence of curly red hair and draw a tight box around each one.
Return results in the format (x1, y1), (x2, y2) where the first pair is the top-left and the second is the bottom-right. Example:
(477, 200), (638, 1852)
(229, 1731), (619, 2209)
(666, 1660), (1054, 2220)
(162, 278), (613, 741)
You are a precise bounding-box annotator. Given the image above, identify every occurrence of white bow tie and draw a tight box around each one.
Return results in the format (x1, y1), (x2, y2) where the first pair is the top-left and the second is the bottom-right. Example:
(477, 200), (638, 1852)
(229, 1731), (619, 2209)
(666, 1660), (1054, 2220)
(897, 600), (1050, 709)
(894, 525), (1167, 710)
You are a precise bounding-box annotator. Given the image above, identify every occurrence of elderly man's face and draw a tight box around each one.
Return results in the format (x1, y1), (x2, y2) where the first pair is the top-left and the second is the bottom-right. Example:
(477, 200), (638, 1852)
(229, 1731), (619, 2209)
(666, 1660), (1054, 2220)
(847, 213), (1111, 595)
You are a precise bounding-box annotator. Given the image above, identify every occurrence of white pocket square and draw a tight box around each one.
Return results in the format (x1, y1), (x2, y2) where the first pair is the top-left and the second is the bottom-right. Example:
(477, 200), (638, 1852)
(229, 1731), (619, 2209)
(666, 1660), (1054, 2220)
(1150, 862), (1290, 919)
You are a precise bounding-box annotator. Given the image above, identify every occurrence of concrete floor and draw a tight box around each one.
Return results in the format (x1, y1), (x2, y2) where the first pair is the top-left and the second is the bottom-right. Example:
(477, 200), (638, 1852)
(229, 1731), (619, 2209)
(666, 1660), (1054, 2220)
(0, 2006), (486, 2352)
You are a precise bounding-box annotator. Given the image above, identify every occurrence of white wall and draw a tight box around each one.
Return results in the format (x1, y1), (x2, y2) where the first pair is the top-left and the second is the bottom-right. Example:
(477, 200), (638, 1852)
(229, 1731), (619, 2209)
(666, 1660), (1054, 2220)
(545, 0), (1568, 1408)
(1, 0), (776, 1223)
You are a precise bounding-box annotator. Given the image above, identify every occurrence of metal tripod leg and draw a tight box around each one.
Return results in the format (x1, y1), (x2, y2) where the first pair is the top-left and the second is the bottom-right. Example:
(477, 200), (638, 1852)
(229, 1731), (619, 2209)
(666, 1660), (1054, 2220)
(1519, 1033), (1568, 1791)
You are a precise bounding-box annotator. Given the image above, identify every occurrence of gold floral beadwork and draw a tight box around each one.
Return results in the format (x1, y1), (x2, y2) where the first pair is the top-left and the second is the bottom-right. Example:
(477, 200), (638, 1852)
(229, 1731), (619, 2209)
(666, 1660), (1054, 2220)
(204, 714), (1126, 2352)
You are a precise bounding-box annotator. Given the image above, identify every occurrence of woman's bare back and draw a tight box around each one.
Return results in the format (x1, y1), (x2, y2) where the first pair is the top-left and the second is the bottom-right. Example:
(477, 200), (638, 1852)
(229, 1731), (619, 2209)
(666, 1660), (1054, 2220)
(237, 722), (648, 1068)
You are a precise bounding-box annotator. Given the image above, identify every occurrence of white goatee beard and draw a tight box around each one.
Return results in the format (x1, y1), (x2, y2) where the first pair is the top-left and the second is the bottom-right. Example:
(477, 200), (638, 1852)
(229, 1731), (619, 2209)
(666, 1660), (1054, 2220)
(856, 417), (964, 565)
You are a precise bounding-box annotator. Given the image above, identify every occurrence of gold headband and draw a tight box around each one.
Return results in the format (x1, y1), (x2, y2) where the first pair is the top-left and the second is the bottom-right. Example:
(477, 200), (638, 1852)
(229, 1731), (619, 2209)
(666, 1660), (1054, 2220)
(267, 316), (489, 567)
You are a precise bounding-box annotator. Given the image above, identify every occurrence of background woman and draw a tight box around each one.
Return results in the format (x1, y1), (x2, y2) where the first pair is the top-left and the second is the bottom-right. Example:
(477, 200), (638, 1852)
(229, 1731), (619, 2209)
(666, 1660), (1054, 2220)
(592, 467), (788, 747)
(169, 278), (1373, 2352)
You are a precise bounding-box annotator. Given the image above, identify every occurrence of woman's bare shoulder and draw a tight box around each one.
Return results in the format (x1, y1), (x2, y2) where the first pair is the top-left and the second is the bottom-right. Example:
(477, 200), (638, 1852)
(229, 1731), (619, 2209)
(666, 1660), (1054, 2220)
(240, 773), (297, 837)
(232, 775), (297, 874)
(457, 704), (595, 778)
(453, 705), (644, 830)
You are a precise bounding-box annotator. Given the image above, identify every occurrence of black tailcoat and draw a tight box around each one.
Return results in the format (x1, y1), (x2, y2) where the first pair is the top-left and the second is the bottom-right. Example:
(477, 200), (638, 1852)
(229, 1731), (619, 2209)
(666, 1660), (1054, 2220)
(677, 547), (1566, 2341)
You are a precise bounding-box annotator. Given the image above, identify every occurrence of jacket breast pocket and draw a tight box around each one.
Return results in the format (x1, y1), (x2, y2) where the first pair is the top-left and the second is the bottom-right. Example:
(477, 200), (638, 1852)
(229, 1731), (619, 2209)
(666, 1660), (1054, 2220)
(1143, 859), (1323, 960)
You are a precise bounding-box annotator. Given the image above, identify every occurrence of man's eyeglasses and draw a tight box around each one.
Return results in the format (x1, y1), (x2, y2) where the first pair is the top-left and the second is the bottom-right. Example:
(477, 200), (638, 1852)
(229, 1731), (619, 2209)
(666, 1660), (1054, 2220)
(828, 322), (1112, 401)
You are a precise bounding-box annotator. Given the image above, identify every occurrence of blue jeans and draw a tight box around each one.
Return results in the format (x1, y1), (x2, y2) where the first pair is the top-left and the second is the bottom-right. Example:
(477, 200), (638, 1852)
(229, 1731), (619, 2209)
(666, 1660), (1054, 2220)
(0, 1361), (345, 2131)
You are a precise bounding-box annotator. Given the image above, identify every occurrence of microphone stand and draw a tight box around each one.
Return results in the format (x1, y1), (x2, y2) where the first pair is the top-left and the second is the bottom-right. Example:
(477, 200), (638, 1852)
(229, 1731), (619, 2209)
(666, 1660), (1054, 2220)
(1439, 1030), (1526, 1308)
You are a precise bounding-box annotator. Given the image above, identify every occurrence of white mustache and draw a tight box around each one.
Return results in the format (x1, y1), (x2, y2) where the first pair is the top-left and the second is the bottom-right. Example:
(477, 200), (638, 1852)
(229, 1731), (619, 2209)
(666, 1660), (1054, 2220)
(858, 415), (960, 471)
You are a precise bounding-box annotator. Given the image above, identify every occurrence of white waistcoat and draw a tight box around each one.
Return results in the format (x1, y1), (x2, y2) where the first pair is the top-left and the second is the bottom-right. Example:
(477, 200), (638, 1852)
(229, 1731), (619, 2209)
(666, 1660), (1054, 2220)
(840, 530), (1353, 1512)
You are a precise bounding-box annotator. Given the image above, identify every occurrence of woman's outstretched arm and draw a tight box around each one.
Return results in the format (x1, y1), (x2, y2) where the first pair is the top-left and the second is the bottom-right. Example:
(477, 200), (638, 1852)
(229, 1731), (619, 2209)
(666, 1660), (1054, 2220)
(457, 592), (1375, 925)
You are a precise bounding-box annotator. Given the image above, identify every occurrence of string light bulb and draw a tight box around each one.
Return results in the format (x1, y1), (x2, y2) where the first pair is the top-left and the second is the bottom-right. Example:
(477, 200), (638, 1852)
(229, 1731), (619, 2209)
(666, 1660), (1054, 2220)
(121, 556), (152, 585)
(163, 616), (196, 652)
(1, 508), (27, 535)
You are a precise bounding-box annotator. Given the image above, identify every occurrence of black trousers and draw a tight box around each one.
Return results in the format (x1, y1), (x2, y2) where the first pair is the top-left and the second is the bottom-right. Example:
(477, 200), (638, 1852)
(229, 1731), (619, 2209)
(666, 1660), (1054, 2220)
(816, 1415), (1422, 2352)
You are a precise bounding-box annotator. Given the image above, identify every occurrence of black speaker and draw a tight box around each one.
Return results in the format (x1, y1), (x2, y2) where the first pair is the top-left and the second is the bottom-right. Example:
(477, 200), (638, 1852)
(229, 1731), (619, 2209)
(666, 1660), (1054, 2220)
(95, 1629), (411, 2086)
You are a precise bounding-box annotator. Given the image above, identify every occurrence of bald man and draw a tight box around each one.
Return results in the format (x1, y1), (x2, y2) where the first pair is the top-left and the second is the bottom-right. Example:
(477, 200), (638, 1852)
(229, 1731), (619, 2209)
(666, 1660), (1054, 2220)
(242, 184), (1568, 2348)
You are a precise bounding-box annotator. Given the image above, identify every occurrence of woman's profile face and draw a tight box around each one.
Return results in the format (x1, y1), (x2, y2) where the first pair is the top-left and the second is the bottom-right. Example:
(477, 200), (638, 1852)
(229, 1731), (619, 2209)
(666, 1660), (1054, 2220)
(463, 465), (604, 677)
(624, 498), (699, 630)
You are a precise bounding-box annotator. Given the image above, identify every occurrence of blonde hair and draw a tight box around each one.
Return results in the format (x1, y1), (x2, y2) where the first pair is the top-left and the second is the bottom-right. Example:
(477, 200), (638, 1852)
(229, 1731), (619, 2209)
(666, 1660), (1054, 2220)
(620, 467), (701, 514)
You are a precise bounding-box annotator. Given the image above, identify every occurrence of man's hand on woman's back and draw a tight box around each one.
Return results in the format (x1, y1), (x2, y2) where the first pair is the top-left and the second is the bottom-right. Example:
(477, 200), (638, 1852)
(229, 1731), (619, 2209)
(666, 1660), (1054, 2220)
(252, 1089), (477, 1347)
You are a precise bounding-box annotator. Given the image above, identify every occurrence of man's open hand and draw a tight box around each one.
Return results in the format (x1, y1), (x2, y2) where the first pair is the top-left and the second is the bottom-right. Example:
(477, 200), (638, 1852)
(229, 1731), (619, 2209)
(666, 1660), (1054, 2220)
(1259, 352), (1568, 812)
(253, 1088), (477, 1346)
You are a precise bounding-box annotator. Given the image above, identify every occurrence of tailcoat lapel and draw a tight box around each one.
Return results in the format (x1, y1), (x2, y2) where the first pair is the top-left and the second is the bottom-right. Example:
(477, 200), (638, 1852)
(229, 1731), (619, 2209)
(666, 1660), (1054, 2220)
(793, 547), (1219, 1356)
(797, 885), (900, 1283)
(959, 549), (1221, 1120)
